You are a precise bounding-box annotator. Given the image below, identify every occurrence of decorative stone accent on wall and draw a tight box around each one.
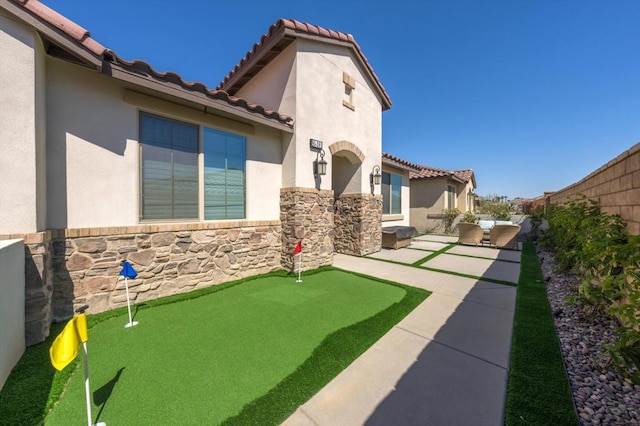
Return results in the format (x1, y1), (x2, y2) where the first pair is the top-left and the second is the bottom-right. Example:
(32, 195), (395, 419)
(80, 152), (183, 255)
(3, 221), (282, 345)
(280, 188), (335, 271)
(334, 193), (382, 256)
(22, 232), (54, 346)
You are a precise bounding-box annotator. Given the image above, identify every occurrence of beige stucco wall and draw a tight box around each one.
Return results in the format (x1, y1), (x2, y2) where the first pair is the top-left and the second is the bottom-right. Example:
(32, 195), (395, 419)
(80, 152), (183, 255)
(236, 38), (383, 194)
(410, 178), (447, 232)
(0, 13), (46, 234)
(46, 58), (138, 228)
(0, 239), (25, 390)
(455, 180), (475, 212)
(45, 58), (284, 229)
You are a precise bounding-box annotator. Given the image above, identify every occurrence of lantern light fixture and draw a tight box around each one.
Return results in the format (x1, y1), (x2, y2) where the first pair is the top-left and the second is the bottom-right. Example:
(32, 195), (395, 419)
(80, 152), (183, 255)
(314, 149), (327, 177)
(371, 165), (381, 185)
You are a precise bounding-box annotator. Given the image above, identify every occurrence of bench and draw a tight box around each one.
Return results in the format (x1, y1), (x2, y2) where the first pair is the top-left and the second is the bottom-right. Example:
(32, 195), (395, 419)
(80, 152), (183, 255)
(382, 226), (418, 249)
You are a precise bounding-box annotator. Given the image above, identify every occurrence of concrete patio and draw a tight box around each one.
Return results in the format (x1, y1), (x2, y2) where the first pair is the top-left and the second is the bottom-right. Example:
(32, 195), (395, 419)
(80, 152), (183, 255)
(283, 235), (520, 425)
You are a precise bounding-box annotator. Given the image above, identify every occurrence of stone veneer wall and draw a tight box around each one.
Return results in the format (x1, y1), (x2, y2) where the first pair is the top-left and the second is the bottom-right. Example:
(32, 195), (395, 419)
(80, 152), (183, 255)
(2, 232), (56, 346)
(334, 193), (382, 256)
(1, 220), (282, 345)
(547, 142), (640, 235)
(280, 188), (335, 271)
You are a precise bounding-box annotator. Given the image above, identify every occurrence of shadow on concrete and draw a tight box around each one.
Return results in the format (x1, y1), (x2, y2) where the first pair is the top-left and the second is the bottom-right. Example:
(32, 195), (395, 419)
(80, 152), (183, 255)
(365, 277), (516, 425)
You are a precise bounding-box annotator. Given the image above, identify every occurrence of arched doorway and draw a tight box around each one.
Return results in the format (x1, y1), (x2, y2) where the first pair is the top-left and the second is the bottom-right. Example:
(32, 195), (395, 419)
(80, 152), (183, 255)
(328, 141), (381, 255)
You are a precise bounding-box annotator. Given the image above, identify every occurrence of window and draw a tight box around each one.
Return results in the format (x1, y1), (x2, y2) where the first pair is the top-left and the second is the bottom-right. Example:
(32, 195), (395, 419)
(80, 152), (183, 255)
(447, 185), (457, 209)
(204, 128), (246, 220)
(382, 172), (402, 214)
(140, 113), (246, 221)
(140, 113), (198, 220)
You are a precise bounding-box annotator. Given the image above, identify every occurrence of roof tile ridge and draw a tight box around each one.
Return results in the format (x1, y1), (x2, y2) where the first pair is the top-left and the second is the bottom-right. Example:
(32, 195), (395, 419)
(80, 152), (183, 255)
(17, 0), (107, 56)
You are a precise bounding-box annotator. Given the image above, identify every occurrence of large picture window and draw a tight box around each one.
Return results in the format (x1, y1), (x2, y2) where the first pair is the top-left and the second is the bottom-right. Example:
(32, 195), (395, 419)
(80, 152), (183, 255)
(382, 172), (402, 214)
(140, 113), (246, 221)
(204, 128), (246, 220)
(140, 113), (198, 220)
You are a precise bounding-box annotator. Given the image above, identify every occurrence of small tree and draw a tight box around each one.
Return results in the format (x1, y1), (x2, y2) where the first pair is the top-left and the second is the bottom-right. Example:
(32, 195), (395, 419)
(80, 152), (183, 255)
(479, 193), (511, 220)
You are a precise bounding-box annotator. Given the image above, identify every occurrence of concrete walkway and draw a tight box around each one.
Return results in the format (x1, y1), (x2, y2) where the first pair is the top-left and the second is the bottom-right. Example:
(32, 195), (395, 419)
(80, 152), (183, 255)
(283, 239), (519, 425)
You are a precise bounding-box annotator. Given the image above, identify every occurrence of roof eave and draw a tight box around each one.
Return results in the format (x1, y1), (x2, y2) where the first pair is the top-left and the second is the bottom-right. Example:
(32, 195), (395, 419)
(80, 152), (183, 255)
(106, 63), (294, 133)
(220, 24), (291, 94)
(2, 0), (104, 71)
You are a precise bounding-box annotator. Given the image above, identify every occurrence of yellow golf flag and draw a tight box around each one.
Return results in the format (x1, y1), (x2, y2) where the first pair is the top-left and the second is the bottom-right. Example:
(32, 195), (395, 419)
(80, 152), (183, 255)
(49, 313), (88, 371)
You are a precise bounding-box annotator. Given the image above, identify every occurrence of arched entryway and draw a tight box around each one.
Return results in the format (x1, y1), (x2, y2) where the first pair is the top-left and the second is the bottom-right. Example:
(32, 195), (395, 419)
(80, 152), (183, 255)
(328, 141), (381, 255)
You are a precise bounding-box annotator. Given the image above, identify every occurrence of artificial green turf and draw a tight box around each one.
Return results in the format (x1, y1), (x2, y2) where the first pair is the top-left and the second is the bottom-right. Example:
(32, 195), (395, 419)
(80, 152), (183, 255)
(505, 243), (578, 425)
(0, 322), (77, 426)
(33, 268), (428, 425)
(411, 243), (456, 266)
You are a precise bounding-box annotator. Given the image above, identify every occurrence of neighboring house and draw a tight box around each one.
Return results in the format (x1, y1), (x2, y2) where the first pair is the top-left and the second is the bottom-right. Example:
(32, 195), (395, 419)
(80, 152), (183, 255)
(381, 153), (421, 227)
(0, 1), (391, 345)
(409, 165), (477, 234)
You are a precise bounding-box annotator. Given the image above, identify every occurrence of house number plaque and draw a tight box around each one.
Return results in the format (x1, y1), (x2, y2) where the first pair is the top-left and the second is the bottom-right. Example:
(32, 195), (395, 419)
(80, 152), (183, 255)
(309, 139), (323, 150)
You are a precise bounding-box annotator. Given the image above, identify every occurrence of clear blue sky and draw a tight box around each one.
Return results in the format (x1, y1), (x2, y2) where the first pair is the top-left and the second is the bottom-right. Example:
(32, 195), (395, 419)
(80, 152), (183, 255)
(42, 0), (640, 199)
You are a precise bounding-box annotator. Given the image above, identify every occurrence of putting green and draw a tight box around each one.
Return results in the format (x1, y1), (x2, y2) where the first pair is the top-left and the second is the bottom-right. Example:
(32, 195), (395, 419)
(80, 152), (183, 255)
(45, 270), (417, 425)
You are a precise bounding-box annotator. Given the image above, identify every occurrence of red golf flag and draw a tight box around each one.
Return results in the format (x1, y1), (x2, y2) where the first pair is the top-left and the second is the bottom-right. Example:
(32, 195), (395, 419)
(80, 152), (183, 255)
(292, 241), (302, 255)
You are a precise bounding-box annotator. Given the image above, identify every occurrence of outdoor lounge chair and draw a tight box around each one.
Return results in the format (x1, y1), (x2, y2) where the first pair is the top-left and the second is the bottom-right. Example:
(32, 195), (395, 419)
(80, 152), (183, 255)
(457, 223), (483, 246)
(489, 224), (521, 250)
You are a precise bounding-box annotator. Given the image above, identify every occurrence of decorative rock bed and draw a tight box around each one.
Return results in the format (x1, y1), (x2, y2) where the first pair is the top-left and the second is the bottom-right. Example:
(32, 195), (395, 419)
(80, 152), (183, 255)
(538, 247), (640, 425)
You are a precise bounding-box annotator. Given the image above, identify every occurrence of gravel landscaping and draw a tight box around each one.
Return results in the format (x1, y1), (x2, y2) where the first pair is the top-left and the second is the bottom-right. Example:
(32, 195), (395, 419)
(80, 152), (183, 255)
(539, 248), (640, 425)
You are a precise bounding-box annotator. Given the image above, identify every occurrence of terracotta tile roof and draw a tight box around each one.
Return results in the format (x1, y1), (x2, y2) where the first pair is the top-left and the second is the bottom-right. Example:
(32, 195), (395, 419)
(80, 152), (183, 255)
(382, 152), (422, 171)
(14, 0), (108, 57)
(410, 166), (453, 180)
(452, 169), (474, 183)
(217, 18), (392, 111)
(8, 0), (294, 126)
(382, 151), (475, 185)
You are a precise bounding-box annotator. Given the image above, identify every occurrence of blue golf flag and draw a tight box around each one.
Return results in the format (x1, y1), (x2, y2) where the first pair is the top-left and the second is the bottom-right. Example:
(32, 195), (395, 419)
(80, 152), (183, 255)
(119, 261), (138, 279)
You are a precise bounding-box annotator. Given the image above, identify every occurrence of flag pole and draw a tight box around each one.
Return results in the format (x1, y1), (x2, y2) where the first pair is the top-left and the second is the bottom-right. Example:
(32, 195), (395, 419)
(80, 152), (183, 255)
(296, 252), (302, 283)
(120, 261), (139, 328)
(82, 340), (93, 426)
(75, 305), (106, 426)
(123, 276), (137, 328)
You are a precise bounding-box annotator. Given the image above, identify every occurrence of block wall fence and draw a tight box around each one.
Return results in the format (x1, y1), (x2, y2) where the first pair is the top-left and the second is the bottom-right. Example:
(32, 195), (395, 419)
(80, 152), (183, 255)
(544, 142), (640, 235)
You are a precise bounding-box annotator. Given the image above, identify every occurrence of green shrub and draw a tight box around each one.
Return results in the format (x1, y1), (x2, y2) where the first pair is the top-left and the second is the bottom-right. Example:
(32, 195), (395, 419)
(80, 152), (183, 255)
(540, 195), (640, 382)
(443, 208), (460, 233)
(460, 211), (478, 224)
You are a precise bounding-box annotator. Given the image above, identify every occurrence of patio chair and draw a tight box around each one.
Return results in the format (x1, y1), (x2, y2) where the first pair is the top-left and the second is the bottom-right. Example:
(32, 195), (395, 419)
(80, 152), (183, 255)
(457, 223), (483, 246)
(489, 224), (521, 250)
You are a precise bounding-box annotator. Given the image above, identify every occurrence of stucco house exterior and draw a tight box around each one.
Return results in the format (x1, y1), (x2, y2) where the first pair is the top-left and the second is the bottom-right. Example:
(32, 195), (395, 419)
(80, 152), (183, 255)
(409, 164), (477, 234)
(0, 0), (391, 345)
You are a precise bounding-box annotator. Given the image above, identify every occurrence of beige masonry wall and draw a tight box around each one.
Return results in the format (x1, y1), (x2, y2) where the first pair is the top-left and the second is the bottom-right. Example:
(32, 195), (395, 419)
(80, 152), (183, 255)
(548, 142), (640, 235)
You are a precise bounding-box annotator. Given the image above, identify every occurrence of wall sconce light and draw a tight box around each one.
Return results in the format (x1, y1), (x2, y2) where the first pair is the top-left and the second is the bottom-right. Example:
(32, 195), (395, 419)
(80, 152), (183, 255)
(371, 165), (381, 185)
(314, 149), (327, 177)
